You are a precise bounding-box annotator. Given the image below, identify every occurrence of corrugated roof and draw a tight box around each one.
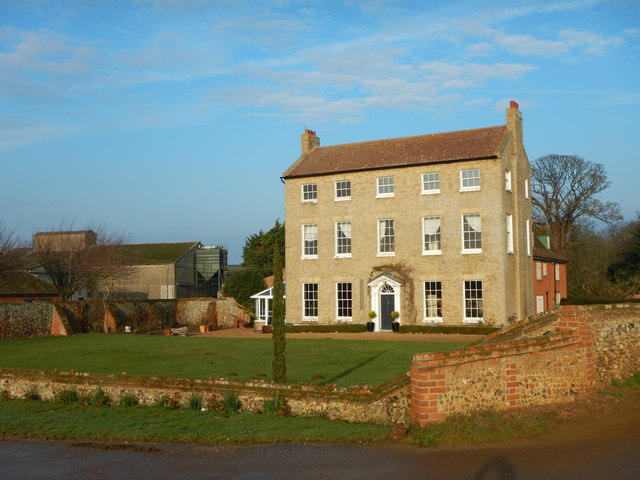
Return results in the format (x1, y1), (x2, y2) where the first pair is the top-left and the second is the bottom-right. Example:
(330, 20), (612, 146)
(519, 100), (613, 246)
(113, 242), (200, 265)
(283, 125), (507, 178)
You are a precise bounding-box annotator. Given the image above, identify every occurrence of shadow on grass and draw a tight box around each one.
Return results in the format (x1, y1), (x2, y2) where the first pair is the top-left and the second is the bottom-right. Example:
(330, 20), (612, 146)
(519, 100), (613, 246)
(318, 350), (387, 386)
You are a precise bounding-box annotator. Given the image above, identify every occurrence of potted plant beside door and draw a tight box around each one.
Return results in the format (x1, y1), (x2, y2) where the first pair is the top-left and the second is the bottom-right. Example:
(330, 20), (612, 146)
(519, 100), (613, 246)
(391, 311), (400, 332)
(367, 311), (376, 332)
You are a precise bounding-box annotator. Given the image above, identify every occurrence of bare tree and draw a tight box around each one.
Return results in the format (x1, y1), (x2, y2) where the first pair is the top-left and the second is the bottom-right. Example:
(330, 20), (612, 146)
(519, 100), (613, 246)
(531, 154), (622, 252)
(32, 225), (135, 331)
(0, 220), (25, 289)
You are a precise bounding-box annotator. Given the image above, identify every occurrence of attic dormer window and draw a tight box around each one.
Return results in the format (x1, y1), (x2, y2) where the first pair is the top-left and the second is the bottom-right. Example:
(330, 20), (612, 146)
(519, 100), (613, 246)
(377, 176), (394, 198)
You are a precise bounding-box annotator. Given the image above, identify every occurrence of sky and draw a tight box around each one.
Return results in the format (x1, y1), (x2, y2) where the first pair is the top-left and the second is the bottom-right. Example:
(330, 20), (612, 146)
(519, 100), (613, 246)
(0, 0), (638, 264)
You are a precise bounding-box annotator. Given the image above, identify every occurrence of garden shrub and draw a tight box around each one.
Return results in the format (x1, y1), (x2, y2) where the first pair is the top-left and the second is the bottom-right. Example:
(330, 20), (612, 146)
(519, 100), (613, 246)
(90, 387), (111, 407)
(24, 386), (41, 401)
(119, 393), (139, 408)
(188, 394), (203, 411)
(55, 388), (79, 404)
(285, 324), (367, 333)
(223, 392), (240, 414)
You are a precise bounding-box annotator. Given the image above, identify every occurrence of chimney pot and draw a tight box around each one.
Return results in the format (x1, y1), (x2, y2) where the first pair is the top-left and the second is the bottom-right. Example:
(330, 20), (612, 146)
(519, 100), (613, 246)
(510, 100), (519, 109)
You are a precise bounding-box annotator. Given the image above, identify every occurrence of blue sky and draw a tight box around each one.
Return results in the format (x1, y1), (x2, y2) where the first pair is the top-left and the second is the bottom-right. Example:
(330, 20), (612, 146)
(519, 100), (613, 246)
(1, 0), (638, 264)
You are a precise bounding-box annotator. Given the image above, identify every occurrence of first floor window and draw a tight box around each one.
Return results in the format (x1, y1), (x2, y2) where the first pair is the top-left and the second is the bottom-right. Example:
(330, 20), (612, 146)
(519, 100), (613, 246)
(424, 281), (442, 322)
(377, 176), (394, 197)
(526, 219), (531, 256)
(302, 184), (317, 202)
(536, 261), (542, 280)
(555, 263), (561, 280)
(378, 219), (395, 255)
(460, 168), (480, 191)
(505, 170), (512, 192)
(335, 180), (351, 200)
(542, 262), (548, 276)
(462, 214), (482, 253)
(336, 282), (353, 320)
(422, 172), (440, 194)
(463, 280), (484, 322)
(302, 224), (318, 258)
(335, 222), (352, 257)
(423, 216), (441, 254)
(303, 283), (318, 320)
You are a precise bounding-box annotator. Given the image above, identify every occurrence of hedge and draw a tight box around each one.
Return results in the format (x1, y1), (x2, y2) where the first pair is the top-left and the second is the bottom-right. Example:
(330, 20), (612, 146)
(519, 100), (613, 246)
(398, 325), (500, 335)
(285, 324), (367, 333)
(561, 297), (640, 306)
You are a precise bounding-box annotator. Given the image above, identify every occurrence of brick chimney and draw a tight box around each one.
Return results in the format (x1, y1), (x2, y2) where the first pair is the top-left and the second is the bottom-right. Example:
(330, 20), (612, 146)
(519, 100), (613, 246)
(506, 100), (523, 151)
(301, 129), (320, 155)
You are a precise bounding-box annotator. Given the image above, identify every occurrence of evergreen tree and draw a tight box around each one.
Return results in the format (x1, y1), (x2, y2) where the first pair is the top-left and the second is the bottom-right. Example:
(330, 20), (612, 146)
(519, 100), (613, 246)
(242, 220), (285, 276)
(271, 241), (286, 383)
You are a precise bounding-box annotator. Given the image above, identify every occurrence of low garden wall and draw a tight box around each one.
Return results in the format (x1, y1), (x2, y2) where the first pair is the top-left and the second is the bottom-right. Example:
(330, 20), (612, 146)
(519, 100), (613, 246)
(410, 304), (640, 426)
(1, 298), (251, 338)
(0, 369), (410, 425)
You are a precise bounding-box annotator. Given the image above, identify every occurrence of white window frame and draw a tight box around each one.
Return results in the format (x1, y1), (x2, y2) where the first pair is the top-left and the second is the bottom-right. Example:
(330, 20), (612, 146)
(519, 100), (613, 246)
(424, 281), (443, 323)
(301, 224), (318, 259)
(525, 179), (530, 199)
(555, 292), (561, 306)
(377, 219), (395, 257)
(422, 216), (442, 255)
(302, 283), (318, 321)
(335, 180), (351, 201)
(461, 213), (482, 254)
(336, 282), (353, 321)
(526, 220), (531, 256)
(555, 263), (561, 281)
(421, 172), (440, 195)
(335, 221), (352, 258)
(463, 280), (484, 323)
(506, 214), (514, 254)
(542, 262), (548, 277)
(505, 170), (512, 192)
(376, 176), (394, 198)
(536, 261), (542, 280)
(460, 169), (480, 192)
(301, 184), (317, 203)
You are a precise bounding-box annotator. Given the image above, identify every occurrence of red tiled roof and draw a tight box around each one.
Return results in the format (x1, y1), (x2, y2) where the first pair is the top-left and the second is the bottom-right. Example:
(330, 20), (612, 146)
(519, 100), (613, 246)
(283, 125), (507, 178)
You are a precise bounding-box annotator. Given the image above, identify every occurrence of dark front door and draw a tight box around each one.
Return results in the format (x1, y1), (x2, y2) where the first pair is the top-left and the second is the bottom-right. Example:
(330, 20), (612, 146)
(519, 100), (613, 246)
(381, 293), (395, 330)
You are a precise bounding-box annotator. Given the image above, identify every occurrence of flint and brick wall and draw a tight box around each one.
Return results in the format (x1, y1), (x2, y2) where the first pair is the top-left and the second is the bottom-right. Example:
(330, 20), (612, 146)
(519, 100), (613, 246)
(410, 304), (640, 426)
(0, 369), (410, 425)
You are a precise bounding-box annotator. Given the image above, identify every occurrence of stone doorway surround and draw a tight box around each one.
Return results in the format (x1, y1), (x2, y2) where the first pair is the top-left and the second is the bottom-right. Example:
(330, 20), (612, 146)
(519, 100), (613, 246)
(367, 273), (402, 332)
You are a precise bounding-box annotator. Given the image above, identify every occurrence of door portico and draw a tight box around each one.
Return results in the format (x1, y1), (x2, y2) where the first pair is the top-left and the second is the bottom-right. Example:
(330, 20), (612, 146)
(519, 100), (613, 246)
(367, 273), (402, 332)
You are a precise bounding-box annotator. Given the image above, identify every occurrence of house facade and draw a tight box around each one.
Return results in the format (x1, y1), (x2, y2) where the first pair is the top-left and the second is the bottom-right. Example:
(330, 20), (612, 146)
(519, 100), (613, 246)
(532, 227), (568, 313)
(282, 102), (534, 330)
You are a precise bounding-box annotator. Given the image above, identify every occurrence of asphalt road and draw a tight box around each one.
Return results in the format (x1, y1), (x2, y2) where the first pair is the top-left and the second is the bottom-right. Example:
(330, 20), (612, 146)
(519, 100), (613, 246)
(2, 430), (639, 480)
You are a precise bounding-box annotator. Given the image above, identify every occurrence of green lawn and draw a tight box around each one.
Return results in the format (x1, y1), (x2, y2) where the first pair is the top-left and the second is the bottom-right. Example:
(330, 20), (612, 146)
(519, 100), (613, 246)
(0, 334), (467, 387)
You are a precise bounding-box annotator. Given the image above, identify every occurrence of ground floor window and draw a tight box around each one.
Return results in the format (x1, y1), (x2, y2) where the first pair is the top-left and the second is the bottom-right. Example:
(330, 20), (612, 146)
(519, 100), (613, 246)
(463, 280), (484, 322)
(336, 282), (353, 320)
(424, 281), (443, 322)
(302, 283), (318, 320)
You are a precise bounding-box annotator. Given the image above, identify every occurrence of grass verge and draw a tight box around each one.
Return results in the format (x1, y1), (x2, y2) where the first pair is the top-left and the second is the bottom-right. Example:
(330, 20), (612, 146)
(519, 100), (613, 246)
(0, 397), (389, 445)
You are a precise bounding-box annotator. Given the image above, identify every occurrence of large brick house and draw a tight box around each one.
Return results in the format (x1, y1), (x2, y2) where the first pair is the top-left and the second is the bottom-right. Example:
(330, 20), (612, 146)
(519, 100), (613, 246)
(281, 102), (534, 330)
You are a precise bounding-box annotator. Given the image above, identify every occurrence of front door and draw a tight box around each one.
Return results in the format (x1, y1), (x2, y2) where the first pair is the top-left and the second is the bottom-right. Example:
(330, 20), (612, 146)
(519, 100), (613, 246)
(380, 285), (395, 330)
